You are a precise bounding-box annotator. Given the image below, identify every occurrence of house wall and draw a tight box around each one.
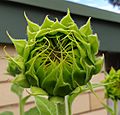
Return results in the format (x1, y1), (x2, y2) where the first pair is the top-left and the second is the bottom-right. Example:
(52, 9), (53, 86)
(0, 44), (106, 115)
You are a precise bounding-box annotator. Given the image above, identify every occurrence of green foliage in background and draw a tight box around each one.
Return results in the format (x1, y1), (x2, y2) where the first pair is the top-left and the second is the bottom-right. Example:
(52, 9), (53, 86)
(103, 67), (120, 115)
(104, 67), (120, 101)
(0, 112), (14, 115)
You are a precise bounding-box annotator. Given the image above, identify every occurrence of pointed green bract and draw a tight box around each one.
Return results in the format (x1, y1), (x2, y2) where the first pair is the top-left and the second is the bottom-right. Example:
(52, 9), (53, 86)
(88, 34), (99, 54)
(51, 19), (66, 30)
(60, 9), (74, 27)
(7, 31), (27, 56)
(27, 27), (37, 42)
(79, 17), (92, 36)
(24, 12), (39, 32)
(41, 16), (54, 29)
(94, 56), (104, 74)
(109, 67), (116, 75)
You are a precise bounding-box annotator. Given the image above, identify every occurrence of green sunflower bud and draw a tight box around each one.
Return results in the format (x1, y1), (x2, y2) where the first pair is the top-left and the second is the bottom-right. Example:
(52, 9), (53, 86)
(7, 9), (103, 97)
(103, 68), (120, 100)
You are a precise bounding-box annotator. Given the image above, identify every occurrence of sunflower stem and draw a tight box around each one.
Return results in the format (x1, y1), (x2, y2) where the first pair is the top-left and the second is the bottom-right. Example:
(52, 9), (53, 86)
(114, 100), (118, 115)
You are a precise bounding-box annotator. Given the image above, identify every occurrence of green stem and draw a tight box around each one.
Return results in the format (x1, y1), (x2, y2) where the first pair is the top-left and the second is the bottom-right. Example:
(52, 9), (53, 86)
(87, 82), (114, 115)
(56, 103), (65, 115)
(19, 96), (24, 115)
(56, 99), (71, 115)
(114, 100), (118, 115)
(65, 95), (72, 115)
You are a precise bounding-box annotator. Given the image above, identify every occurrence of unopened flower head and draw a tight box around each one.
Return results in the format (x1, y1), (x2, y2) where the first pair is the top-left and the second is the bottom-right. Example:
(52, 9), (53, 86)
(6, 10), (103, 97)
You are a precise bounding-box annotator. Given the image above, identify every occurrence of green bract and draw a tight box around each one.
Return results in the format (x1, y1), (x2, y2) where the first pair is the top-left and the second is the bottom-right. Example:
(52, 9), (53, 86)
(7, 10), (103, 97)
(103, 68), (120, 100)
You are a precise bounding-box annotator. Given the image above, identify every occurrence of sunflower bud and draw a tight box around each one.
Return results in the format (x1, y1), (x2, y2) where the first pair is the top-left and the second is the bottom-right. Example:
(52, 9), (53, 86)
(7, 10), (103, 97)
(103, 68), (120, 100)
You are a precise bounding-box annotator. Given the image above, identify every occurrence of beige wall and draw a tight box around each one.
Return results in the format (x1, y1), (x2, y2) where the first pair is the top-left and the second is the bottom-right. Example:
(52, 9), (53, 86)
(0, 44), (107, 115)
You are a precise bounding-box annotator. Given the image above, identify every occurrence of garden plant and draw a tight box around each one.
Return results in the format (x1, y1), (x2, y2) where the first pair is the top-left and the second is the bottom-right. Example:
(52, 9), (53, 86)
(1, 9), (104, 115)
(103, 67), (120, 115)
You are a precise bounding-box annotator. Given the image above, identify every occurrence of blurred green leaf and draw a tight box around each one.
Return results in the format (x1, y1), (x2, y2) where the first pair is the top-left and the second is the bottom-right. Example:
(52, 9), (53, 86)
(12, 74), (30, 88)
(35, 96), (57, 115)
(25, 107), (39, 115)
(0, 111), (13, 115)
(11, 84), (24, 97)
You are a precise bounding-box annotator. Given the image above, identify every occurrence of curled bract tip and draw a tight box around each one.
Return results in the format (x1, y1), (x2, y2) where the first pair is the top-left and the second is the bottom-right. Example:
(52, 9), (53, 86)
(67, 8), (70, 14)
(24, 11), (28, 21)
(89, 17), (91, 20)
(6, 31), (13, 41)
(3, 45), (10, 60)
